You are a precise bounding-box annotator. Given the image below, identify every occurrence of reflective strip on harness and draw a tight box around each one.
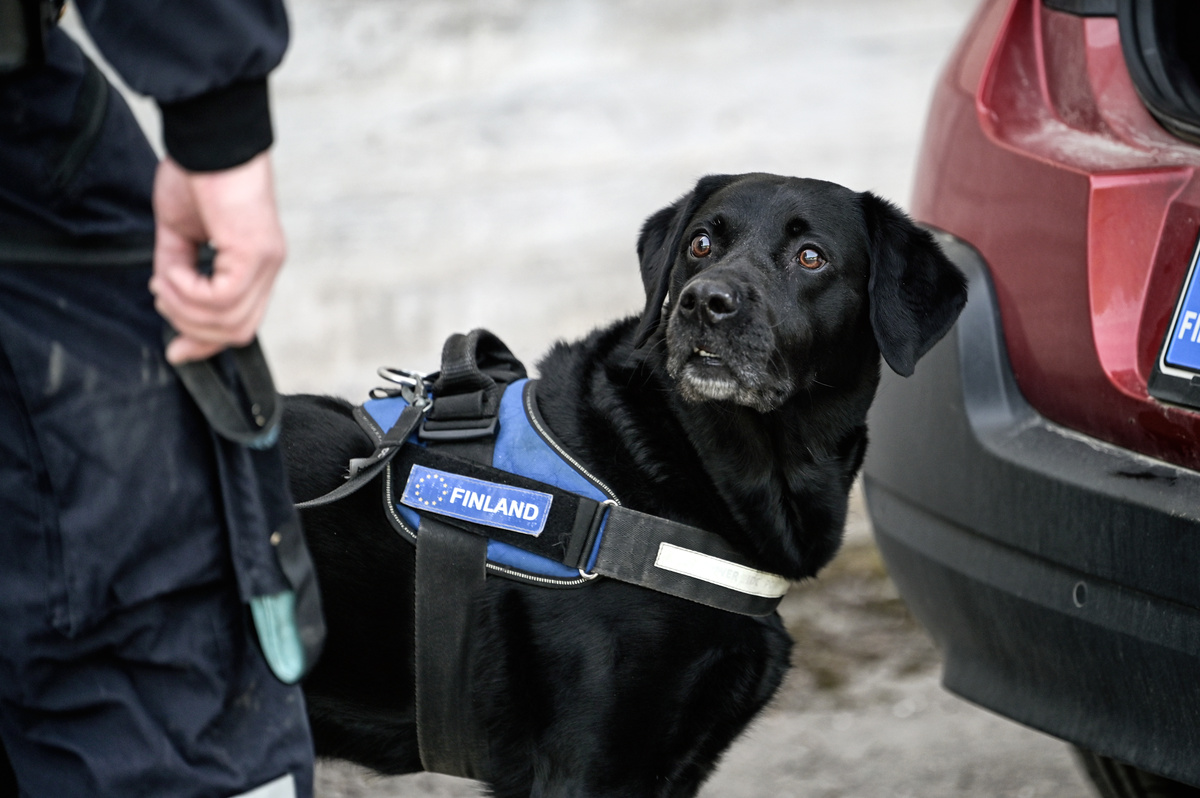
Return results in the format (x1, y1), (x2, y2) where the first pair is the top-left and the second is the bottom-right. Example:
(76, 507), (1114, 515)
(654, 543), (790, 599)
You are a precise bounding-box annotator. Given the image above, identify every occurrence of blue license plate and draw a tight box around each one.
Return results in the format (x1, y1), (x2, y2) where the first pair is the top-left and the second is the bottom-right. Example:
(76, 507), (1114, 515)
(1160, 238), (1200, 377)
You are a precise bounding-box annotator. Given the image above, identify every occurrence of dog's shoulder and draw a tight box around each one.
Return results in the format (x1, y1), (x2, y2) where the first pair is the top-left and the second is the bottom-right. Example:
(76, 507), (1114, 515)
(532, 315), (648, 453)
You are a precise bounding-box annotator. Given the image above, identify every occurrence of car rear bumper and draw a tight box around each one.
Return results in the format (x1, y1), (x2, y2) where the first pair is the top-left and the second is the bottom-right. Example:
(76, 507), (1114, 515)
(862, 230), (1200, 787)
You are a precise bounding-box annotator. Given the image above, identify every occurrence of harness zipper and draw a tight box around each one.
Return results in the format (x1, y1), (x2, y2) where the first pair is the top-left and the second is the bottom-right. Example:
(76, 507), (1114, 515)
(523, 383), (620, 504)
(484, 562), (595, 587)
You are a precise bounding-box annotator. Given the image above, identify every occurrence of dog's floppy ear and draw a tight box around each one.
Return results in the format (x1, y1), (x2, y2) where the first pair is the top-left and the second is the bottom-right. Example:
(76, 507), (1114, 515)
(633, 174), (740, 348)
(860, 192), (968, 377)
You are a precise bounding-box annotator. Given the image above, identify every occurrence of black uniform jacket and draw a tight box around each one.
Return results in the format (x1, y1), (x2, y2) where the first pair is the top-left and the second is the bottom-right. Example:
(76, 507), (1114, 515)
(0, 0), (287, 238)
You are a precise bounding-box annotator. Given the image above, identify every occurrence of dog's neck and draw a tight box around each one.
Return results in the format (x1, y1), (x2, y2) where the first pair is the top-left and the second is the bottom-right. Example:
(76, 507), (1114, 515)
(533, 318), (881, 582)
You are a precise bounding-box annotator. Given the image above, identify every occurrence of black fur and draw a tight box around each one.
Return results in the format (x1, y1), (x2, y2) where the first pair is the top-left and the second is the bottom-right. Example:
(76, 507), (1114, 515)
(283, 173), (966, 796)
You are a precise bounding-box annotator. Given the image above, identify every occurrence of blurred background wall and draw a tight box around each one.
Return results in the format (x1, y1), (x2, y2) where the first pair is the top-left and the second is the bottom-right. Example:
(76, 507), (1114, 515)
(258, 0), (980, 396)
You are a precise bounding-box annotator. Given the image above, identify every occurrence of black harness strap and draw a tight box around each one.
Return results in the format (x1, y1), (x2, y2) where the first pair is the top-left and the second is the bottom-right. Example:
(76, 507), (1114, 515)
(387, 446), (788, 617)
(593, 505), (786, 617)
(414, 516), (489, 778)
(412, 330), (524, 779)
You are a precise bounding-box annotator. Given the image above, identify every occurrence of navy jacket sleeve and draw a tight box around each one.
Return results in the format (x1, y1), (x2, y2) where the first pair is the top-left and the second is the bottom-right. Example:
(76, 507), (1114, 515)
(73, 0), (289, 171)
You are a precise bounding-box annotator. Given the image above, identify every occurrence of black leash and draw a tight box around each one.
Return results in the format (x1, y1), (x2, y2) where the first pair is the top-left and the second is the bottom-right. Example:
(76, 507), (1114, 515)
(166, 245), (325, 684)
(166, 246), (282, 448)
(170, 335), (283, 449)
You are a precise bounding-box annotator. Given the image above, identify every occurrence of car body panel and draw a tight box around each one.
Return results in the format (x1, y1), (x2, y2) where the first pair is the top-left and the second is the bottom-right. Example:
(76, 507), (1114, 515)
(864, 0), (1200, 786)
(864, 235), (1200, 786)
(911, 0), (1200, 469)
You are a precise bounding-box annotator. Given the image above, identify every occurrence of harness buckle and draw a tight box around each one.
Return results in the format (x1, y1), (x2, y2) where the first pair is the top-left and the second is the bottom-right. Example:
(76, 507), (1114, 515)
(418, 415), (498, 442)
(577, 499), (616, 580)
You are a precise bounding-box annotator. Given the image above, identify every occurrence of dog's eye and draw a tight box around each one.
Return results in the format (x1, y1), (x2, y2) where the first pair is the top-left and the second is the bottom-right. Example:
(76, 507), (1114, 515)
(797, 248), (826, 270)
(690, 235), (712, 258)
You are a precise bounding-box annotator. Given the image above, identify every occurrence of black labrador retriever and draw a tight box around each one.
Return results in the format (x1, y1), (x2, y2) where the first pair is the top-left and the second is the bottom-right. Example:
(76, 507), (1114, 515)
(283, 173), (966, 796)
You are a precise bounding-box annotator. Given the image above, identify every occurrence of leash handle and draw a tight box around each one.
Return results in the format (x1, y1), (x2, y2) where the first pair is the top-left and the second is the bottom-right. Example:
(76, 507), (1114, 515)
(167, 244), (282, 449)
(170, 334), (283, 449)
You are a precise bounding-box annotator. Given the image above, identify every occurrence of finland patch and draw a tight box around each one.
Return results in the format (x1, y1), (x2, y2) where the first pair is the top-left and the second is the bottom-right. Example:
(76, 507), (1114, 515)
(401, 464), (553, 536)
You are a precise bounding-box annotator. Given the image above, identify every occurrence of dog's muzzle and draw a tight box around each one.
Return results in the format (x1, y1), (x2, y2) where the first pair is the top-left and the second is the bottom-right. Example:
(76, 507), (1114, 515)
(665, 275), (792, 412)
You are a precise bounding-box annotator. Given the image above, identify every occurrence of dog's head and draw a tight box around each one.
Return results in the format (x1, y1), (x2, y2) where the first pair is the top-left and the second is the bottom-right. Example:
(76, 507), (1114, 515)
(633, 173), (966, 412)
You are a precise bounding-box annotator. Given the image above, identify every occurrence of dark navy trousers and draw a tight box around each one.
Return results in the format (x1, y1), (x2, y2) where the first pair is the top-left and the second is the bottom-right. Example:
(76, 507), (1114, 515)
(0, 264), (315, 798)
(0, 24), (315, 798)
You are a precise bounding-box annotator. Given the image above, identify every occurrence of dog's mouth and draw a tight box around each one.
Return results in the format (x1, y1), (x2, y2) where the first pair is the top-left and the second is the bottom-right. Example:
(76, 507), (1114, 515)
(663, 283), (796, 412)
(681, 345), (739, 398)
(666, 334), (792, 413)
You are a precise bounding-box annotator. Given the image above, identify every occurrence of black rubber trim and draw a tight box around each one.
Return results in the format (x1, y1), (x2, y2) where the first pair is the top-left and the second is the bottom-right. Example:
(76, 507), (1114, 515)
(866, 231), (1200, 608)
(1118, 0), (1200, 146)
(1044, 0), (1117, 16)
(862, 229), (1200, 788)
(1074, 747), (1200, 797)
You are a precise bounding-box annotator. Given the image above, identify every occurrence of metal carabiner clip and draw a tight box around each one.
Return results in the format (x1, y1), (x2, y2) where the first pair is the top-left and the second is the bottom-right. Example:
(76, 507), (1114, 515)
(371, 366), (430, 407)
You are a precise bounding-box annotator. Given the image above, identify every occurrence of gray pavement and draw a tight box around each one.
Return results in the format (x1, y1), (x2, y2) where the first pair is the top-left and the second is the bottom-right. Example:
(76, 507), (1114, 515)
(71, 0), (1100, 795)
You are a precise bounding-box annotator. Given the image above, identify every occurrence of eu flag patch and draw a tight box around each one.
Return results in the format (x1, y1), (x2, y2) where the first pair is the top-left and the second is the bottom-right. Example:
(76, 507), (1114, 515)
(400, 464), (553, 536)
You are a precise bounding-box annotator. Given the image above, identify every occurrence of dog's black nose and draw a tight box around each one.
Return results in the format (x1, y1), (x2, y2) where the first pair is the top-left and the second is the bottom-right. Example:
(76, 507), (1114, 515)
(679, 279), (740, 325)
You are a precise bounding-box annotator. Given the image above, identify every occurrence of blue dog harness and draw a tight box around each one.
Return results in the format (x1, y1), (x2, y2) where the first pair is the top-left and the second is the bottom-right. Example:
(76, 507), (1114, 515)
(296, 329), (789, 780)
(366, 379), (613, 586)
(301, 362), (790, 609)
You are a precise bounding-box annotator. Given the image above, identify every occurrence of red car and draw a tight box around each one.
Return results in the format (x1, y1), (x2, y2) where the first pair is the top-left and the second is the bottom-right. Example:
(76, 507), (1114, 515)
(862, 0), (1200, 795)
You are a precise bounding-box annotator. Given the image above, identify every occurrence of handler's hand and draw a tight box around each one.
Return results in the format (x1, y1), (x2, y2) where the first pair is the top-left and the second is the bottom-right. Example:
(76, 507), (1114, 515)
(150, 151), (286, 364)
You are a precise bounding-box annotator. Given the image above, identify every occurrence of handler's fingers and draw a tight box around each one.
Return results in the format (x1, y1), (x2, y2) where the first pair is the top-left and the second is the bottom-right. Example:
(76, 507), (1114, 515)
(151, 244), (268, 323)
(164, 332), (227, 365)
(153, 261), (276, 363)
